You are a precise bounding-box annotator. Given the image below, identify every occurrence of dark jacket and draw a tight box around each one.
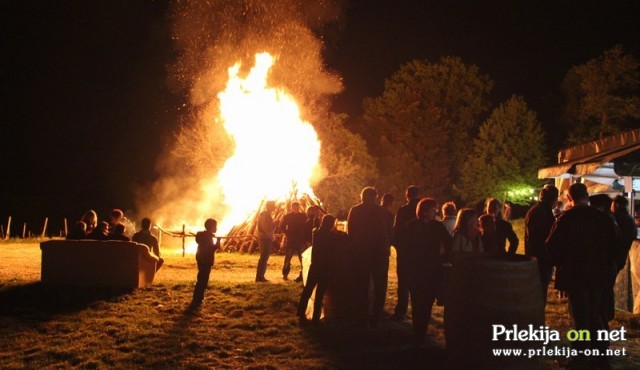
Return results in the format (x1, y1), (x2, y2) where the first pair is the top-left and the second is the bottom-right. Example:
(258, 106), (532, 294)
(347, 202), (392, 257)
(546, 204), (618, 290)
(525, 201), (555, 269)
(87, 229), (108, 241)
(195, 231), (218, 265)
(304, 216), (320, 245)
(613, 209), (638, 270)
(66, 229), (87, 240)
(311, 228), (346, 271)
(481, 232), (502, 255)
(132, 230), (160, 257)
(403, 219), (452, 284)
(108, 234), (130, 241)
(280, 212), (307, 246)
(393, 200), (419, 248)
(495, 218), (519, 255)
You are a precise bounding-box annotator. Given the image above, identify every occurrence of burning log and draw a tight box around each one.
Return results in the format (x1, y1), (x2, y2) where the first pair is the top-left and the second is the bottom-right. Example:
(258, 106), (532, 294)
(240, 199), (265, 254)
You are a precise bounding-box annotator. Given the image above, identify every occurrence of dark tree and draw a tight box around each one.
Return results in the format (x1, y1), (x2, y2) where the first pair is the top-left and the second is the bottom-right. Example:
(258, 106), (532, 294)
(561, 46), (640, 144)
(460, 96), (546, 204)
(314, 113), (378, 217)
(361, 57), (493, 201)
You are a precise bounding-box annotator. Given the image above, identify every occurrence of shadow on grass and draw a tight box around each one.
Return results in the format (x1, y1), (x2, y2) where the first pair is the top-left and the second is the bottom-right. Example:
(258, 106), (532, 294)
(0, 282), (132, 319)
(300, 319), (450, 369)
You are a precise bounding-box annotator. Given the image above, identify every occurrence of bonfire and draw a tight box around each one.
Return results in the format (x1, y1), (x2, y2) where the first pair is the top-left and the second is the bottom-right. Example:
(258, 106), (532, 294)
(161, 52), (325, 255)
(223, 190), (323, 253)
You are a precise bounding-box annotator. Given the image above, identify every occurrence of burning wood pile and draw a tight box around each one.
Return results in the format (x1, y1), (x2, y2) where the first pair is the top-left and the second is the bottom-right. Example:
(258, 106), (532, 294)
(152, 52), (327, 256)
(222, 191), (324, 253)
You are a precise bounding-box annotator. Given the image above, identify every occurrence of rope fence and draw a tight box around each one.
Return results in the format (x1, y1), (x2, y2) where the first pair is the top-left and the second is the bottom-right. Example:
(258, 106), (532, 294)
(154, 224), (258, 256)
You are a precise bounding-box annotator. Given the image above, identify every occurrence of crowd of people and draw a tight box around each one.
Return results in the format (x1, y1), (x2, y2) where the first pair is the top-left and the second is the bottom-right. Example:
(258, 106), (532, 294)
(234, 184), (634, 369)
(67, 209), (129, 241)
(545, 185), (637, 369)
(77, 184), (636, 369)
(65, 208), (164, 269)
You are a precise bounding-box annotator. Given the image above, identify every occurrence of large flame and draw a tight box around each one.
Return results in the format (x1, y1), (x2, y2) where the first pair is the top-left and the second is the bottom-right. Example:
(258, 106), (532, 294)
(216, 52), (321, 233)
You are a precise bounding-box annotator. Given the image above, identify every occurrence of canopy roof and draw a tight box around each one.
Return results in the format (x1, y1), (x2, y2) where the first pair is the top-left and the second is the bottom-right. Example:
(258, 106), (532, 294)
(538, 128), (640, 180)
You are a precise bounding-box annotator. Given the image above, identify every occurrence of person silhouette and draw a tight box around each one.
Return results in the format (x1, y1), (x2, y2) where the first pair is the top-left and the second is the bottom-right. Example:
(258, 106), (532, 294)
(192, 218), (221, 305)
(391, 185), (420, 321)
(403, 198), (451, 342)
(347, 187), (393, 327)
(280, 202), (308, 282)
(132, 217), (164, 270)
(297, 214), (345, 323)
(255, 201), (276, 282)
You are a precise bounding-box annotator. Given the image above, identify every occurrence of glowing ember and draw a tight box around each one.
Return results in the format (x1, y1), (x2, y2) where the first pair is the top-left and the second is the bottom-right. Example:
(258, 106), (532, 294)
(215, 52), (321, 234)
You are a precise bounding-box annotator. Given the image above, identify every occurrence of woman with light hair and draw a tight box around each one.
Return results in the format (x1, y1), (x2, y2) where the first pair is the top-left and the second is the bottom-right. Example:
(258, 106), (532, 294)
(441, 201), (457, 236)
(81, 210), (98, 235)
(451, 208), (483, 255)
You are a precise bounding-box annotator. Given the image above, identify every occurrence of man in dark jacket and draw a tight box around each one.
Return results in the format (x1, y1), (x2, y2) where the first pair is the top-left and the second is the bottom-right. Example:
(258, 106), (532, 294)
(391, 185), (420, 321)
(192, 218), (221, 306)
(485, 198), (519, 255)
(132, 218), (164, 270)
(280, 201), (308, 281)
(611, 195), (638, 270)
(404, 198), (452, 341)
(547, 183), (618, 370)
(524, 184), (558, 306)
(347, 187), (393, 327)
(590, 194), (626, 324)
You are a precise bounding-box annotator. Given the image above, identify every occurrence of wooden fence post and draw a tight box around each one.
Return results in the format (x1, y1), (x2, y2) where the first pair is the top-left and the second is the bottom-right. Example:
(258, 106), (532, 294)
(182, 224), (186, 257)
(63, 218), (68, 237)
(41, 217), (48, 238)
(22, 223), (26, 239)
(5, 216), (11, 240)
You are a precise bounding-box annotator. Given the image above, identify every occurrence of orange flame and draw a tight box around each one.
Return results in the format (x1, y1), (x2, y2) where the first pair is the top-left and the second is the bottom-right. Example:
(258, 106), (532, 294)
(215, 52), (321, 234)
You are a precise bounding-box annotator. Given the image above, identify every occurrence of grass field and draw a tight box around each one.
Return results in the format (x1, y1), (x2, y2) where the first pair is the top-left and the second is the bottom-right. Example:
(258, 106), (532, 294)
(1, 239), (639, 369)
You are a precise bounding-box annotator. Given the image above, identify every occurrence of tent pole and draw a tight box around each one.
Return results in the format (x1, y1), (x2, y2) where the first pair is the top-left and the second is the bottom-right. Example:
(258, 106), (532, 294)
(628, 177), (635, 219)
(624, 176), (636, 312)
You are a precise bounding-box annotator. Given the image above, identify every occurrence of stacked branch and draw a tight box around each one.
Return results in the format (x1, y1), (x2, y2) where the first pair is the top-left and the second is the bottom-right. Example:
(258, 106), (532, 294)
(223, 189), (324, 253)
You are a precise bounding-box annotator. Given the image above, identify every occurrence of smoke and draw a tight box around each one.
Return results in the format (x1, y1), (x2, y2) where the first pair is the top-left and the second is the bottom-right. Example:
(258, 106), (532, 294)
(169, 0), (345, 110)
(136, 0), (345, 230)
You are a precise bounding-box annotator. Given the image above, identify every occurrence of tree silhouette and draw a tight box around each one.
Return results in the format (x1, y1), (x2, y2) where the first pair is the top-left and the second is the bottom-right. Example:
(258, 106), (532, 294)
(460, 96), (546, 204)
(562, 45), (640, 144)
(314, 113), (378, 217)
(361, 57), (493, 202)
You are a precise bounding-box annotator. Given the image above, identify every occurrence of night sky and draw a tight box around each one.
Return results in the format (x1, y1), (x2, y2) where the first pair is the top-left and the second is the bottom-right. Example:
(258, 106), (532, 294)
(1, 0), (639, 233)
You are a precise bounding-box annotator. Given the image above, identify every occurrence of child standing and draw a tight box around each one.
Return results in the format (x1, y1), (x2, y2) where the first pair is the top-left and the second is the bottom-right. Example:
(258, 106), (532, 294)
(192, 218), (221, 306)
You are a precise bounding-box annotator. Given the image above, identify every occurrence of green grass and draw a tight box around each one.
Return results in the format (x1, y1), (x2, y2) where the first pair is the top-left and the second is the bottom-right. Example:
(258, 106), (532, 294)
(1, 241), (639, 369)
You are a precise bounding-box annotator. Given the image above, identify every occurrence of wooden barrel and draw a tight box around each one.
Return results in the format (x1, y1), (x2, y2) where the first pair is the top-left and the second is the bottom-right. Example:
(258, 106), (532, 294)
(444, 254), (544, 369)
(323, 245), (363, 323)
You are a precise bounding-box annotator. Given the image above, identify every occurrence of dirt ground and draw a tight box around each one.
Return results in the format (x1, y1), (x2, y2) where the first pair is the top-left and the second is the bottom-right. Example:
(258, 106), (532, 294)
(1, 241), (639, 369)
